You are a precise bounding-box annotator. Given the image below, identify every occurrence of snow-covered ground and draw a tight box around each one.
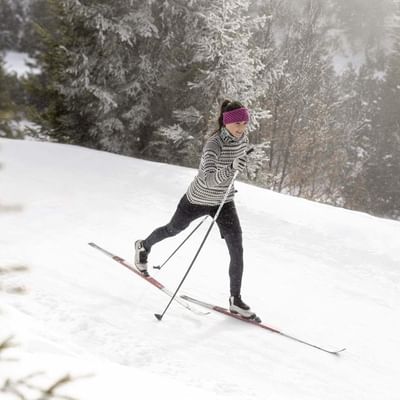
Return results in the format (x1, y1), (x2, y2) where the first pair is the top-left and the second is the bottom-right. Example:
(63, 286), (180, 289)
(1, 138), (400, 399)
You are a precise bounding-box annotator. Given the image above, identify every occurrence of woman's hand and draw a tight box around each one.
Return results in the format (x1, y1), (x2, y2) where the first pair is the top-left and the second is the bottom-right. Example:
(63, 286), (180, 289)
(231, 155), (247, 172)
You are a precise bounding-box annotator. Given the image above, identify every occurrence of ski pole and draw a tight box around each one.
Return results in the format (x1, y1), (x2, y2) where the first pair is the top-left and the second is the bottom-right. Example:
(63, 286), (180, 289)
(154, 148), (253, 321)
(153, 215), (209, 270)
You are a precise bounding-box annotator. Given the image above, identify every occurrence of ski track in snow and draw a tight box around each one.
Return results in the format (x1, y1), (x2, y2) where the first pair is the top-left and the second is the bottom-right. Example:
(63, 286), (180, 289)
(1, 138), (400, 399)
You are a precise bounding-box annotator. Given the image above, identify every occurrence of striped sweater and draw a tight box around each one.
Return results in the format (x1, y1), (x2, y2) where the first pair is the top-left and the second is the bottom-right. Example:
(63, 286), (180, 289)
(186, 128), (249, 206)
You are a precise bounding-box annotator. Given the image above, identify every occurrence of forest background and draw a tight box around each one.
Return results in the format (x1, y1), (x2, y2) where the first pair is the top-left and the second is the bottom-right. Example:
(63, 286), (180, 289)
(1, 0), (400, 220)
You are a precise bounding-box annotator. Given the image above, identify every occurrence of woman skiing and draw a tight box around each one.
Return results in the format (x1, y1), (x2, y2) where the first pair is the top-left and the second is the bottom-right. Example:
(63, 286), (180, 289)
(135, 100), (254, 318)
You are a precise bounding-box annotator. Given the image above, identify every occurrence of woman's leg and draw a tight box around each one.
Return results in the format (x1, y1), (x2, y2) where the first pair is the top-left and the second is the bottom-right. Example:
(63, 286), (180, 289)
(143, 195), (209, 251)
(214, 201), (244, 297)
(224, 232), (244, 297)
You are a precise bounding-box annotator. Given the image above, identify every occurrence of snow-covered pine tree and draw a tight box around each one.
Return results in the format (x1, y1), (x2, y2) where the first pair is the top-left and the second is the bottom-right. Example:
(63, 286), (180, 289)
(0, 57), (13, 137)
(62, 0), (163, 154)
(146, 0), (274, 168)
(0, 56), (25, 138)
(261, 0), (345, 203)
(0, 0), (27, 50)
(29, 0), (162, 154)
(245, 0), (283, 184)
(361, 3), (400, 219)
(139, 1), (204, 166)
(24, 0), (70, 142)
(328, 0), (394, 56)
(187, 0), (268, 130)
(338, 61), (382, 214)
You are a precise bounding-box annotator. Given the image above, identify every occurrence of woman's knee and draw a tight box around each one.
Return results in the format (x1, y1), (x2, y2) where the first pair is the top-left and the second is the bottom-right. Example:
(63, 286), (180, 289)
(225, 233), (243, 255)
(165, 220), (188, 236)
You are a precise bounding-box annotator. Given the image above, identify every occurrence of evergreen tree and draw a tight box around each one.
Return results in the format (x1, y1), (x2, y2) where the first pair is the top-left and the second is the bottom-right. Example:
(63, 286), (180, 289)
(148, 0), (275, 168)
(25, 0), (77, 143)
(0, 56), (25, 138)
(329, 0), (393, 55)
(139, 1), (205, 166)
(31, 0), (276, 166)
(338, 61), (382, 213)
(0, 58), (12, 137)
(27, 0), (162, 153)
(362, 4), (400, 218)
(260, 0), (344, 203)
(0, 0), (25, 50)
(339, 4), (400, 220)
(187, 0), (268, 130)
(23, 0), (59, 56)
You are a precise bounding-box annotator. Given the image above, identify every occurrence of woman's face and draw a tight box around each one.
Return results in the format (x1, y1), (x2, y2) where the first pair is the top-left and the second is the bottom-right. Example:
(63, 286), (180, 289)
(225, 121), (248, 138)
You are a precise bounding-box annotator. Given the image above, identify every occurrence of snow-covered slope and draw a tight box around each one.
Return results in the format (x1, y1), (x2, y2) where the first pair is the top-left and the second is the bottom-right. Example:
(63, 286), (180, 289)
(1, 138), (399, 400)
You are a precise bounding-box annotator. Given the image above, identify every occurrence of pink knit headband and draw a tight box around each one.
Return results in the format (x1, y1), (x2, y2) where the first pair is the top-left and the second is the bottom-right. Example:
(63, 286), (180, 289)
(223, 107), (250, 125)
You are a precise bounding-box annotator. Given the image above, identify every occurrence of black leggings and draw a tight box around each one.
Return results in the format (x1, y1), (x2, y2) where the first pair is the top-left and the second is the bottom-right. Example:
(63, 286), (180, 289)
(143, 195), (244, 297)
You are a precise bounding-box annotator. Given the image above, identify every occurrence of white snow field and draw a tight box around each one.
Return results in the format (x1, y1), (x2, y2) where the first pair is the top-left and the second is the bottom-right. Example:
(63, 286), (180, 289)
(1, 137), (399, 399)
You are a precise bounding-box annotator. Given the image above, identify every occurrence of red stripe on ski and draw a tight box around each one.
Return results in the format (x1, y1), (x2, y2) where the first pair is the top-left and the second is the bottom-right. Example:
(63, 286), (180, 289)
(88, 242), (208, 315)
(181, 295), (346, 355)
(110, 254), (164, 290)
(89, 243), (164, 289)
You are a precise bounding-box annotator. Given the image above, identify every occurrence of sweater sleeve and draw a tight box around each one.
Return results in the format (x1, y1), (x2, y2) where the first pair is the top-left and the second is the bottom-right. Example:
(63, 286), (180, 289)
(200, 139), (234, 188)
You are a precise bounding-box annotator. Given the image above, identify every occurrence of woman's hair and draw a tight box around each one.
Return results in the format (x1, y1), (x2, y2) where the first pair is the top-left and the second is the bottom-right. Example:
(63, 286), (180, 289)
(211, 100), (245, 135)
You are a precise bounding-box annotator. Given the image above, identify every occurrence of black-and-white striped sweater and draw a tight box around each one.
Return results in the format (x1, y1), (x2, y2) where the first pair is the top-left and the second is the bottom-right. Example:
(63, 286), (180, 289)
(186, 128), (249, 206)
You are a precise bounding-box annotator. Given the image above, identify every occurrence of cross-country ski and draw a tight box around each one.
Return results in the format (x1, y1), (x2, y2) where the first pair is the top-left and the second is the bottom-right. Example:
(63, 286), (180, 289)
(88, 242), (209, 316)
(181, 295), (346, 355)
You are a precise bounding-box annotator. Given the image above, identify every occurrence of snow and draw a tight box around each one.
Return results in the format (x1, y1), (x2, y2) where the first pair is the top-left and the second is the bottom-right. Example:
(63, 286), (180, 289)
(1, 138), (400, 399)
(2, 50), (39, 77)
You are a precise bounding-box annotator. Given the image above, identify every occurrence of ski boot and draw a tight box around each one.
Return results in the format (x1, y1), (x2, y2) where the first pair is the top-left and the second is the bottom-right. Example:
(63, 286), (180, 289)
(229, 295), (261, 323)
(134, 240), (149, 276)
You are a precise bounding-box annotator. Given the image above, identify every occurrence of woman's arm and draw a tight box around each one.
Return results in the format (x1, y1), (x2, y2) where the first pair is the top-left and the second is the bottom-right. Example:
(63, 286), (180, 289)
(200, 141), (233, 188)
